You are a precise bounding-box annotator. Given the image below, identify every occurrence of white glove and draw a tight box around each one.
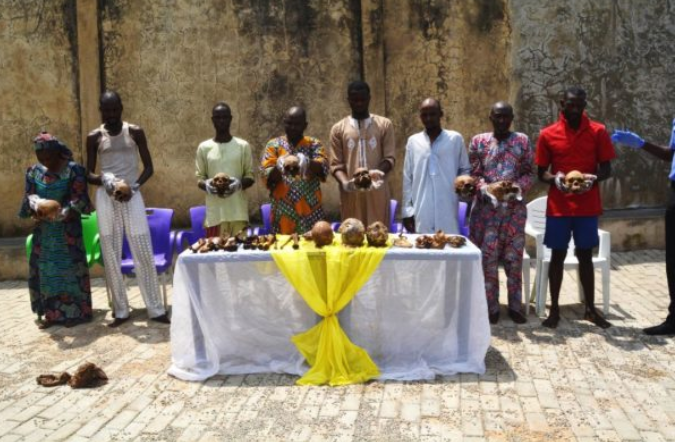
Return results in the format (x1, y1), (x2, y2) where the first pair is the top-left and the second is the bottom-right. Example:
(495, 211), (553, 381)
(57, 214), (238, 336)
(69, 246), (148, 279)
(276, 154), (289, 171)
(581, 174), (597, 192)
(481, 186), (499, 208)
(224, 177), (242, 195)
(53, 207), (70, 222)
(296, 153), (310, 175)
(554, 172), (570, 193)
(504, 183), (523, 202)
(27, 194), (46, 212)
(204, 178), (219, 195)
(101, 173), (118, 195)
(342, 180), (358, 192)
(369, 169), (385, 189)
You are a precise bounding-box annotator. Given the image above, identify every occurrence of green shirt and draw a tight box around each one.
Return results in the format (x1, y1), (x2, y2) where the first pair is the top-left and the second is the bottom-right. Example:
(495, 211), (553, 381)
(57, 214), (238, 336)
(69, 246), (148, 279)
(195, 137), (254, 227)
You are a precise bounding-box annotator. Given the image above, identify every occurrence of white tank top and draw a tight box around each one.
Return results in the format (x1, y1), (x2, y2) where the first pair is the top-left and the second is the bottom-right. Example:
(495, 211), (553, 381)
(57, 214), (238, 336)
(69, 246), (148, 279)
(98, 122), (140, 185)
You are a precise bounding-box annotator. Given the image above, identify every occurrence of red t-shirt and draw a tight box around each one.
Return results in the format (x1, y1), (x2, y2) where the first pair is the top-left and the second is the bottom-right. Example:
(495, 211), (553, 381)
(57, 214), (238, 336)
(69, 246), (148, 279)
(535, 113), (616, 216)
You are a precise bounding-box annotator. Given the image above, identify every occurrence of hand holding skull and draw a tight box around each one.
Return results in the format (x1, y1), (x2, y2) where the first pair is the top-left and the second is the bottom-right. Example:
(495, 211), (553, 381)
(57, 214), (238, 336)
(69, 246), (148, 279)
(564, 170), (594, 194)
(454, 175), (476, 201)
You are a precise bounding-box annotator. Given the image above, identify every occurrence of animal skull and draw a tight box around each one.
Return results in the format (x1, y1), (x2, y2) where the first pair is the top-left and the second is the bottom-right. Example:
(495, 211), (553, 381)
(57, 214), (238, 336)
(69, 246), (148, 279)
(565, 170), (586, 193)
(212, 173), (232, 195)
(353, 167), (372, 189)
(283, 155), (301, 177)
(454, 175), (476, 199)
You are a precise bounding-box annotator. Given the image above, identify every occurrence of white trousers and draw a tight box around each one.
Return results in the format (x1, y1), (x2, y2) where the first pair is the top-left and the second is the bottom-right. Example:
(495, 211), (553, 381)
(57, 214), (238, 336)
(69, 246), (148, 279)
(96, 188), (165, 318)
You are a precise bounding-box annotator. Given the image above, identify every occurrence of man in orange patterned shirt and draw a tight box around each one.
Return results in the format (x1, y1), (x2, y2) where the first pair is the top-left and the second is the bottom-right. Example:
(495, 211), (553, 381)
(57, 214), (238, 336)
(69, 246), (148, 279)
(260, 106), (329, 234)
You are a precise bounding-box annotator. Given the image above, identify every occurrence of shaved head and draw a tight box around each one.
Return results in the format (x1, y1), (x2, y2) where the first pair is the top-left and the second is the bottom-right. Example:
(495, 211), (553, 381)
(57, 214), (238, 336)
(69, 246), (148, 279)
(420, 98), (442, 112)
(285, 106), (306, 122)
(491, 101), (513, 115)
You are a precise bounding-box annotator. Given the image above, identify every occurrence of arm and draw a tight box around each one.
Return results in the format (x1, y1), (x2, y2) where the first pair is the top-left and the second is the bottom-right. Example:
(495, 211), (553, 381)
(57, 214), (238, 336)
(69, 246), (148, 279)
(129, 126), (154, 187)
(644, 141), (675, 162)
(240, 142), (255, 190)
(468, 136), (486, 189)
(18, 167), (37, 219)
(611, 128), (675, 162)
(195, 143), (209, 192)
(516, 136), (535, 194)
(595, 161), (611, 182)
(329, 124), (350, 188)
(67, 164), (93, 216)
(456, 135), (471, 177)
(308, 139), (329, 181)
(86, 130), (102, 185)
(377, 120), (396, 175)
(401, 140), (415, 233)
(260, 140), (282, 191)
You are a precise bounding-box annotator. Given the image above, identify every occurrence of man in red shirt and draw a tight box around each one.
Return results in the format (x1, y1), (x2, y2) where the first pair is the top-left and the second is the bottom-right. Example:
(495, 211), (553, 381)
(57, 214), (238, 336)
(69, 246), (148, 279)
(535, 86), (616, 329)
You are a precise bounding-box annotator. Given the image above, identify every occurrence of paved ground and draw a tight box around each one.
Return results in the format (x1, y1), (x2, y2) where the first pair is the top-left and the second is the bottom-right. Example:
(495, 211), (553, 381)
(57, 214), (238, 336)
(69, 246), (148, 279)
(1, 250), (674, 441)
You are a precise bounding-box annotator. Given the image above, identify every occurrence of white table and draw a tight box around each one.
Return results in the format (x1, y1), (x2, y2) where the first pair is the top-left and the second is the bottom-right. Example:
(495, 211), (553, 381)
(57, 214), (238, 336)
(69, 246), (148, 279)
(168, 237), (490, 382)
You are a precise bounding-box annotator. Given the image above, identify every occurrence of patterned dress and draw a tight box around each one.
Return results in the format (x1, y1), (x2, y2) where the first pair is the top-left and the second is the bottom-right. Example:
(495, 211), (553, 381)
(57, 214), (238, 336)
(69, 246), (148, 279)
(19, 162), (93, 324)
(468, 132), (534, 315)
(260, 136), (329, 234)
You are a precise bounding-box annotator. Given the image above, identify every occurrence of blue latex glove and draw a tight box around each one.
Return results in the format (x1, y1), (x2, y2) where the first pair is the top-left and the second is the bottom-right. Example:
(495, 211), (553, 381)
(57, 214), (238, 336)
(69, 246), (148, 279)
(611, 130), (645, 149)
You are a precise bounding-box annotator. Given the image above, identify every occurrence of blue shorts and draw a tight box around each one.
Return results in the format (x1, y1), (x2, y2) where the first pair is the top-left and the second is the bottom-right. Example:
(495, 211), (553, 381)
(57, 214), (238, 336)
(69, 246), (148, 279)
(544, 216), (599, 250)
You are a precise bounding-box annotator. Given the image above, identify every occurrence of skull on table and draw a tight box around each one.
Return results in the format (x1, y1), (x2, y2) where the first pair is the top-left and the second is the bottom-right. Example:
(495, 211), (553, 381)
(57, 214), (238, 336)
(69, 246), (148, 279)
(366, 221), (389, 247)
(339, 218), (365, 247)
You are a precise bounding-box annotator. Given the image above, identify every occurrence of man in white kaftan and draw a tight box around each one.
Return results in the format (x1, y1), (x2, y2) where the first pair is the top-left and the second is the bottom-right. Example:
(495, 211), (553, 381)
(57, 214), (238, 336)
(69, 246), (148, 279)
(402, 98), (471, 234)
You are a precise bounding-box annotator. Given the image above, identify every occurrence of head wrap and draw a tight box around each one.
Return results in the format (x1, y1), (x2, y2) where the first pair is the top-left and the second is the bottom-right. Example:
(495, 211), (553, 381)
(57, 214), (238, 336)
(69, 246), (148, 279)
(33, 132), (73, 159)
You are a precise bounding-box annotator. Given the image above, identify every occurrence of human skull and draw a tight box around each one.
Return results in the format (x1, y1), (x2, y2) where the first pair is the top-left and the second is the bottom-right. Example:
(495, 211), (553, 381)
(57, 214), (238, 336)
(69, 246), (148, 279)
(36, 199), (61, 221)
(366, 221), (389, 247)
(454, 175), (476, 199)
(306, 221), (334, 248)
(339, 218), (365, 247)
(565, 170), (586, 193)
(283, 155), (300, 177)
(488, 181), (519, 202)
(212, 173), (232, 195)
(113, 181), (132, 200)
(352, 167), (371, 189)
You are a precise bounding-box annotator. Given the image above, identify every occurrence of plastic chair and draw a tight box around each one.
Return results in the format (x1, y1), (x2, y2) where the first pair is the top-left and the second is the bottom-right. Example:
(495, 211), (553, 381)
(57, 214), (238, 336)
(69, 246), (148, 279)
(525, 196), (610, 317)
(259, 203), (273, 235)
(175, 206), (206, 251)
(121, 208), (176, 310)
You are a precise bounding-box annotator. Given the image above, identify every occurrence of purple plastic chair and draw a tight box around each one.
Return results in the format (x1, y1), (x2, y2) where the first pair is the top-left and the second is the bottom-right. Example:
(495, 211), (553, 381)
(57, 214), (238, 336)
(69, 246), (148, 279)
(175, 206), (206, 251)
(121, 208), (175, 310)
(259, 203), (272, 235)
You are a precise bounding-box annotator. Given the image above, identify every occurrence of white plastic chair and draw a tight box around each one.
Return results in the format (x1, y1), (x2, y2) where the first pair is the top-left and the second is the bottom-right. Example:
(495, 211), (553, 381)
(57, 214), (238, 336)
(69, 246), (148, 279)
(525, 196), (610, 317)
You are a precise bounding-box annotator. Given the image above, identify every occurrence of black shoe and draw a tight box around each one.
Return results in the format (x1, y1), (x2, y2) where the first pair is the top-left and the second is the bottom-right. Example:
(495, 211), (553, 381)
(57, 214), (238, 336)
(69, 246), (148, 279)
(489, 311), (500, 324)
(644, 321), (675, 336)
(150, 314), (171, 324)
(508, 309), (527, 324)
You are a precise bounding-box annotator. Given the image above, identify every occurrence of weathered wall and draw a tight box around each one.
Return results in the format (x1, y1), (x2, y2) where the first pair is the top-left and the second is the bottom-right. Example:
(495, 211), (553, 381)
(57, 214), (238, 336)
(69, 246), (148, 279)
(510, 0), (675, 208)
(380, 0), (512, 196)
(0, 0), (81, 236)
(1, 0), (674, 236)
(99, 0), (362, 225)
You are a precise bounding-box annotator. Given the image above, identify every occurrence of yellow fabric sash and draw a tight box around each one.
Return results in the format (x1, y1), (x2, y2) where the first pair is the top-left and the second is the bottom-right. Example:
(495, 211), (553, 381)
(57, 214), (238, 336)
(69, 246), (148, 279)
(271, 234), (390, 386)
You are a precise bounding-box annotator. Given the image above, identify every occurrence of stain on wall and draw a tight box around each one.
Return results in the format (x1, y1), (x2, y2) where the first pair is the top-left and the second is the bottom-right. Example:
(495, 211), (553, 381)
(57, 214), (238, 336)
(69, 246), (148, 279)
(2, 0), (674, 236)
(0, 0), (81, 236)
(510, 0), (675, 208)
(99, 0), (361, 225)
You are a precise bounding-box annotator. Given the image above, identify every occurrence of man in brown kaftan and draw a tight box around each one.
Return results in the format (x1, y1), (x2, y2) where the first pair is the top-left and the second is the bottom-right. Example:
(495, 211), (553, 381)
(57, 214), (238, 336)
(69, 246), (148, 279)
(328, 81), (396, 226)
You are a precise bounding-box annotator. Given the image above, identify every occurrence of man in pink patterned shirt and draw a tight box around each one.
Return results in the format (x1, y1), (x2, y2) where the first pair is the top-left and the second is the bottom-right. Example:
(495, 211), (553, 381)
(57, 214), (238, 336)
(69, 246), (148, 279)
(469, 102), (535, 324)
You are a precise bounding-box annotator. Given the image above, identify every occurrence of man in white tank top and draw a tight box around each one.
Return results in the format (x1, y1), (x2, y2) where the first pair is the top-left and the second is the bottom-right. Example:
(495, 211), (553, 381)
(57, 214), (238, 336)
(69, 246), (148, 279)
(86, 91), (170, 328)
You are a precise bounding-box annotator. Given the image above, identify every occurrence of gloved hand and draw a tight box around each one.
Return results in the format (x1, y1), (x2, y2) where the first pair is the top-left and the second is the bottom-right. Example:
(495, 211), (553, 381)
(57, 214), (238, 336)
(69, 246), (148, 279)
(580, 174), (597, 193)
(481, 185), (499, 208)
(27, 194), (46, 212)
(204, 178), (219, 195)
(554, 172), (570, 193)
(223, 177), (242, 195)
(276, 154), (289, 171)
(341, 179), (358, 192)
(295, 153), (310, 175)
(101, 173), (118, 195)
(369, 169), (385, 189)
(611, 130), (645, 149)
(53, 207), (70, 222)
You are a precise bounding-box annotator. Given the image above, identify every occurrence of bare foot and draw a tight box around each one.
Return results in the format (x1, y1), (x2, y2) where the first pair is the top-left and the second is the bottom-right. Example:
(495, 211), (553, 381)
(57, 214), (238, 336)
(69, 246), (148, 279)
(107, 316), (130, 328)
(150, 314), (171, 324)
(584, 310), (612, 329)
(542, 311), (560, 329)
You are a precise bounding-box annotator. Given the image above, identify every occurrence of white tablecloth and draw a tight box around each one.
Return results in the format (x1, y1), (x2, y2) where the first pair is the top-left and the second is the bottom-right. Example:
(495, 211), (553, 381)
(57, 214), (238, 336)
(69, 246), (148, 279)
(168, 237), (490, 382)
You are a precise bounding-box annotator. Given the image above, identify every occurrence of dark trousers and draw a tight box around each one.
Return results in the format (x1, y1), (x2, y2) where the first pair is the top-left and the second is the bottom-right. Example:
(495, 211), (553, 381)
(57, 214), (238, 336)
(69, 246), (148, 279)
(667, 182), (675, 321)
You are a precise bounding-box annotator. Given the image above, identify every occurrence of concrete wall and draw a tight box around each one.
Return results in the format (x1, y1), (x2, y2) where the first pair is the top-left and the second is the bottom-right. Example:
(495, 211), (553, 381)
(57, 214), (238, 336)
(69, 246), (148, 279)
(1, 0), (674, 237)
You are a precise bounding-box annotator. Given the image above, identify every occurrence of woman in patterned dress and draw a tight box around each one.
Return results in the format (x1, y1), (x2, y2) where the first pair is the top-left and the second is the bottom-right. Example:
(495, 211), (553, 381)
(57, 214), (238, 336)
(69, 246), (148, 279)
(19, 133), (94, 329)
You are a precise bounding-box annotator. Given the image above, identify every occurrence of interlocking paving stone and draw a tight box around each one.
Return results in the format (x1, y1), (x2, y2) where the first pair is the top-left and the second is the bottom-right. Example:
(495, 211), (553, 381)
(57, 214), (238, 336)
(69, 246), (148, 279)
(1, 251), (675, 441)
